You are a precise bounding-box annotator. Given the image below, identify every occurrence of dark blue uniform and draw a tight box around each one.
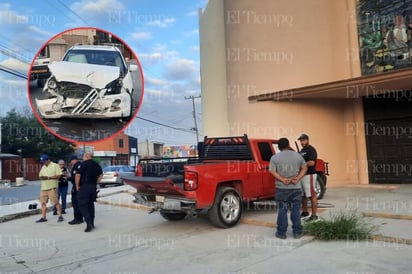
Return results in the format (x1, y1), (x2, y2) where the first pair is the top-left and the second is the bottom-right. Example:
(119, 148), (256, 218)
(77, 159), (102, 230)
(70, 161), (83, 223)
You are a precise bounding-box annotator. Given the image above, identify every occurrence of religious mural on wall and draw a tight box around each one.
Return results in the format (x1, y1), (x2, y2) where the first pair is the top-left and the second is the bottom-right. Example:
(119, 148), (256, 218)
(357, 0), (412, 75)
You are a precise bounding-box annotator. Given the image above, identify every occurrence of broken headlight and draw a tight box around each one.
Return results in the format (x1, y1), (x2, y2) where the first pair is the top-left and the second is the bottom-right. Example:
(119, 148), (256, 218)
(47, 77), (58, 90)
(104, 78), (122, 95)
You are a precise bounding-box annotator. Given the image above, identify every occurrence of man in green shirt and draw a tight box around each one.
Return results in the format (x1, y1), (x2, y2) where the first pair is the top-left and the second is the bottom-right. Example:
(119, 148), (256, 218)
(36, 154), (64, 223)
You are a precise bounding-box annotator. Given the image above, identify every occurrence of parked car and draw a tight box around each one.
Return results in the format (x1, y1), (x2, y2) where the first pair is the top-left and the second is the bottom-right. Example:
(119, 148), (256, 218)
(100, 165), (135, 187)
(35, 45), (138, 119)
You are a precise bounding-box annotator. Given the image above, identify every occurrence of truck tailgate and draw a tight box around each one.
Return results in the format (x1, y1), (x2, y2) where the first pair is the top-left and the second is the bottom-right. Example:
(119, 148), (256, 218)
(121, 174), (185, 197)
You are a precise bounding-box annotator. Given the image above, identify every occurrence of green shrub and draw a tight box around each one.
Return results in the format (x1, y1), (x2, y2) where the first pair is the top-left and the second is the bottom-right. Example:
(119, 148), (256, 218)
(304, 212), (378, 241)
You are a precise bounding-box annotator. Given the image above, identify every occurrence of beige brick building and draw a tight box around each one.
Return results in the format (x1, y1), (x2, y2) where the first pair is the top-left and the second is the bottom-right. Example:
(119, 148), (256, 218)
(199, 0), (412, 186)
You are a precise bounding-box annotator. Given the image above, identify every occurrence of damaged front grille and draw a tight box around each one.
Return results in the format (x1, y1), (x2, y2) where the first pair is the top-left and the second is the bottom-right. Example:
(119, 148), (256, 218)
(57, 82), (92, 98)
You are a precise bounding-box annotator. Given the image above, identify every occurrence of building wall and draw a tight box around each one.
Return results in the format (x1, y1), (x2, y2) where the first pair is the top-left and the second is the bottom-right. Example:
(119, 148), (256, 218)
(48, 39), (67, 62)
(93, 132), (129, 154)
(138, 141), (164, 158)
(199, 0), (231, 136)
(199, 0), (369, 185)
(2, 158), (42, 181)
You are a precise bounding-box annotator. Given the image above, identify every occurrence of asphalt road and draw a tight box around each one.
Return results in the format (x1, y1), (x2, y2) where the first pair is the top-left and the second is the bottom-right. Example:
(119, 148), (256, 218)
(0, 181), (42, 205)
(0, 180), (114, 205)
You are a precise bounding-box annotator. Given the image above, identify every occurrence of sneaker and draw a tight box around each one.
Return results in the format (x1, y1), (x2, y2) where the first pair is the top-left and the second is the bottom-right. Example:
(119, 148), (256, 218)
(275, 232), (287, 239)
(58, 216), (64, 222)
(53, 211), (58, 215)
(294, 233), (304, 239)
(62, 210), (66, 214)
(305, 215), (319, 223)
(84, 225), (93, 232)
(35, 218), (47, 223)
(301, 211), (310, 219)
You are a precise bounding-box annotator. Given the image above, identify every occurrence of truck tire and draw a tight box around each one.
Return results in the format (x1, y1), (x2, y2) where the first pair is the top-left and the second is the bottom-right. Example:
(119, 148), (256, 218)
(159, 210), (187, 221)
(208, 187), (242, 228)
(315, 173), (327, 200)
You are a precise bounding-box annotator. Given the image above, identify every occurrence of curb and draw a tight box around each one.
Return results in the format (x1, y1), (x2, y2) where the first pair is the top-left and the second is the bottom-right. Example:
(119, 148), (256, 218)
(362, 211), (412, 220)
(337, 185), (400, 190)
(241, 218), (276, 228)
(0, 190), (130, 223)
(0, 203), (72, 223)
(371, 235), (412, 245)
(96, 199), (150, 211)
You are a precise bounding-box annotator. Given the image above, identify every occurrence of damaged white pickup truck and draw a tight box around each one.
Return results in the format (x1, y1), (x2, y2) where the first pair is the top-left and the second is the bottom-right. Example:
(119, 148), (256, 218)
(35, 45), (138, 119)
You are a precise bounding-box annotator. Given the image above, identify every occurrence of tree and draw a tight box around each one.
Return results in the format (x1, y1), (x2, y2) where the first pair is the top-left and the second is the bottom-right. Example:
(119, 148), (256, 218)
(0, 108), (76, 159)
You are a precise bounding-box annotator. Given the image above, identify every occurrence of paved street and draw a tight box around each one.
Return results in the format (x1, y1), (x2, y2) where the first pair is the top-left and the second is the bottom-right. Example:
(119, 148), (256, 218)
(0, 181), (41, 205)
(1, 185), (412, 273)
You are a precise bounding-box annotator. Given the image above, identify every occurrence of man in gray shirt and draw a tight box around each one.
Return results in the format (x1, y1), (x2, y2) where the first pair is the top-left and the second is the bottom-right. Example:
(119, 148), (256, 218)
(269, 138), (307, 239)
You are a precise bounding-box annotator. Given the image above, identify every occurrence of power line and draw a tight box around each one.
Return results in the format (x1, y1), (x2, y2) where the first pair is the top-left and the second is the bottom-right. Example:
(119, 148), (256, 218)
(56, 0), (91, 26)
(0, 65), (27, 79)
(0, 45), (31, 64)
(135, 116), (195, 134)
(0, 33), (36, 58)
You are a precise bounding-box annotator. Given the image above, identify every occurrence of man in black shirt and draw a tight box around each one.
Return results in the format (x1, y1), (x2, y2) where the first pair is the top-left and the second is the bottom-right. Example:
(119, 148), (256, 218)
(298, 134), (319, 222)
(75, 152), (103, 232)
(53, 159), (69, 215)
(68, 155), (83, 225)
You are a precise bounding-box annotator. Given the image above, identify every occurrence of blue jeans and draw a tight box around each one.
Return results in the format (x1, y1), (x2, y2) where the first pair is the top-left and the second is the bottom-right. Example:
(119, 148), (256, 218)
(53, 184), (68, 212)
(275, 188), (302, 236)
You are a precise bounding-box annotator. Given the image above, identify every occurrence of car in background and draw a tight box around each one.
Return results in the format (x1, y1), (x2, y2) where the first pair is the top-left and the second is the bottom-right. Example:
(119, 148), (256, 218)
(100, 165), (135, 188)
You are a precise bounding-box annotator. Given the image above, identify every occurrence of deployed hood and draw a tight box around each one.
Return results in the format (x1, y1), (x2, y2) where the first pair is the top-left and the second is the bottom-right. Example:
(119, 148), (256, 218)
(48, 61), (120, 89)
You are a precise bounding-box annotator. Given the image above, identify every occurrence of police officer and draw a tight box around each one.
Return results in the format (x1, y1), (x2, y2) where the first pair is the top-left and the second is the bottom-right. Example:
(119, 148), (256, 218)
(68, 155), (83, 225)
(75, 152), (103, 232)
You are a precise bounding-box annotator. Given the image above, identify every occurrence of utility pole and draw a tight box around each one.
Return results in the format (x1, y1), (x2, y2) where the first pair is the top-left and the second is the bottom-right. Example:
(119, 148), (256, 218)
(185, 95), (201, 144)
(0, 123), (2, 180)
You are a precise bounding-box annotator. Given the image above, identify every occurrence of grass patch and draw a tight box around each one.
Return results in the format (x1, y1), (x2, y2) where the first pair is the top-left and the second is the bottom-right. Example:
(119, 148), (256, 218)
(304, 211), (378, 241)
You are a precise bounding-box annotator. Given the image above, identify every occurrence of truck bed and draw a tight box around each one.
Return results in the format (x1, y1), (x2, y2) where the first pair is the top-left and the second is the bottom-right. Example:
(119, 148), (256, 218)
(121, 174), (185, 196)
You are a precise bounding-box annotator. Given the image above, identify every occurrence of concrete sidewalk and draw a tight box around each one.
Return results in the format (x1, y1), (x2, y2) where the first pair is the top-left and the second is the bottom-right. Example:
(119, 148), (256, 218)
(1, 183), (412, 273)
(0, 185), (412, 274)
(1, 183), (412, 243)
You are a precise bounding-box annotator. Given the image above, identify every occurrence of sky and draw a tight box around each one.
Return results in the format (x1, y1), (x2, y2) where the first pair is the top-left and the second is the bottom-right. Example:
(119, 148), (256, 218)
(0, 0), (208, 146)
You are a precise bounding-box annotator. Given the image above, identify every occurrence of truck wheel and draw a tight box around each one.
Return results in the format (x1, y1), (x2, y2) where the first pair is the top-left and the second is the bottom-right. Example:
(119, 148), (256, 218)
(159, 210), (187, 221)
(208, 187), (242, 228)
(315, 173), (327, 200)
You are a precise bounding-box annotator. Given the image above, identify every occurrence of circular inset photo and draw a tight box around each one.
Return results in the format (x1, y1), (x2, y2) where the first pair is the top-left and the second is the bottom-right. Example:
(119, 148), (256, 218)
(28, 27), (144, 143)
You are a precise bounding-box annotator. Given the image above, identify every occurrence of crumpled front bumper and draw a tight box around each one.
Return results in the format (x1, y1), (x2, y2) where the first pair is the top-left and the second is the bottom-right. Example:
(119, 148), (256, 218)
(35, 92), (131, 119)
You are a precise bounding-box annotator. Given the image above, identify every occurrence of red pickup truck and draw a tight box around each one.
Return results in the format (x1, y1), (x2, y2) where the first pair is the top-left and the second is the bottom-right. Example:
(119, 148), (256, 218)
(123, 135), (329, 228)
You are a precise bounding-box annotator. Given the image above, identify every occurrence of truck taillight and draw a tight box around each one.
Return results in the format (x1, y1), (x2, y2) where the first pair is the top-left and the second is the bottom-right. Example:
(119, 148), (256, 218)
(136, 165), (142, 176)
(184, 171), (198, 191)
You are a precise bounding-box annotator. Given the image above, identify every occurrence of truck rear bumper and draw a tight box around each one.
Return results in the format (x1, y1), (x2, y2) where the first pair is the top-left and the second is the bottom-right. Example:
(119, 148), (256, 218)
(133, 192), (197, 213)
